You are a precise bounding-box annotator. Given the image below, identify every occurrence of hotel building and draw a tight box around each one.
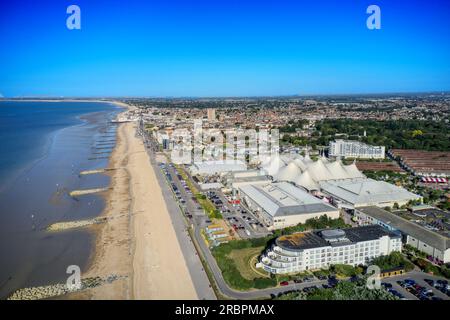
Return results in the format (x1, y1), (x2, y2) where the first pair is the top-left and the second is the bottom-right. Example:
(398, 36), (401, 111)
(257, 225), (401, 274)
(329, 139), (385, 159)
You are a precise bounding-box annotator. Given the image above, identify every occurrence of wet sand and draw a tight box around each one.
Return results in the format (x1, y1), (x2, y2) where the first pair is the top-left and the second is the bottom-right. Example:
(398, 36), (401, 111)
(72, 106), (198, 299)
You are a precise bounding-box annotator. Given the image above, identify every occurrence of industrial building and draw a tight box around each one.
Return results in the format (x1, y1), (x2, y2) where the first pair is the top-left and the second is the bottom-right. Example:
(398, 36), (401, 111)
(329, 139), (385, 159)
(355, 206), (450, 263)
(189, 160), (247, 176)
(238, 182), (339, 230)
(257, 225), (402, 274)
(320, 178), (422, 209)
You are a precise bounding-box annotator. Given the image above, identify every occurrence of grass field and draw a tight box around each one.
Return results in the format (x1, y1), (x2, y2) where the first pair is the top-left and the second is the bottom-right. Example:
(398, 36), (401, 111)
(227, 246), (269, 280)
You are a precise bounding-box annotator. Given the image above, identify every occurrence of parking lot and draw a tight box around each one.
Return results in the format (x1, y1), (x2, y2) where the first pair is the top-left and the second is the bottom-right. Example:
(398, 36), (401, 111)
(158, 162), (211, 228)
(382, 271), (450, 300)
(205, 190), (272, 239)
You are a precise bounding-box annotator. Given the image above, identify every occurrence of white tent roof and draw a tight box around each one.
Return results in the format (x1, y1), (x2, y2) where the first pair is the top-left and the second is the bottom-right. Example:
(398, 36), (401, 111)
(275, 161), (303, 183)
(280, 154), (297, 164)
(344, 163), (365, 179)
(303, 154), (313, 163)
(292, 158), (307, 171)
(320, 155), (329, 163)
(294, 170), (320, 191)
(326, 160), (350, 180)
(261, 154), (284, 176)
(307, 159), (332, 182)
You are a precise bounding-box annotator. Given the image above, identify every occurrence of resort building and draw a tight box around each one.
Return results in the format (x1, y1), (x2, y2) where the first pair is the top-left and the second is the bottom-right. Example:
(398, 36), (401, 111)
(329, 139), (385, 159)
(355, 206), (450, 263)
(257, 225), (402, 274)
(238, 182), (339, 230)
(259, 153), (421, 209)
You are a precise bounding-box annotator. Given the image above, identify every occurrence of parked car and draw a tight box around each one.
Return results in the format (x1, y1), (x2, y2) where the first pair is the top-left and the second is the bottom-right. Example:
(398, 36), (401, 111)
(382, 282), (393, 289)
(280, 281), (289, 286)
(424, 279), (435, 286)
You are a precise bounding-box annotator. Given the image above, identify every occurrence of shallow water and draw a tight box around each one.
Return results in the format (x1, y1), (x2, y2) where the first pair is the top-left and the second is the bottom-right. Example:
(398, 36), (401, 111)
(0, 101), (121, 298)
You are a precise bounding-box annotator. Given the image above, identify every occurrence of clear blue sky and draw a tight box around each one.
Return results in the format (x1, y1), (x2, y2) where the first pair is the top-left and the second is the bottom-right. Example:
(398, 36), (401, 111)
(1, 0), (449, 97)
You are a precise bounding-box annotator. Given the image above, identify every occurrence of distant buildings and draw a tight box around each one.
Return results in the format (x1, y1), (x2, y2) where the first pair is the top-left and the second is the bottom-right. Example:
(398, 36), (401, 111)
(207, 108), (216, 121)
(355, 206), (450, 263)
(257, 225), (402, 274)
(329, 139), (385, 159)
(238, 182), (340, 230)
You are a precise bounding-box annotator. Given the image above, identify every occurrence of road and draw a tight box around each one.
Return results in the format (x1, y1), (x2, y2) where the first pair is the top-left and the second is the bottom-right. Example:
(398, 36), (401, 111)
(138, 124), (216, 300)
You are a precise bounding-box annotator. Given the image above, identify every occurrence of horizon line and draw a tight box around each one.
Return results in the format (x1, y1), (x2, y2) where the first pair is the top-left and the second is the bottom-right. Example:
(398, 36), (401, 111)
(1, 90), (450, 100)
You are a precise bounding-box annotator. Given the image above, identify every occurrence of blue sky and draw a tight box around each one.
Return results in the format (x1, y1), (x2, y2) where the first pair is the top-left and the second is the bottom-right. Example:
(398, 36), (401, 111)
(0, 0), (449, 97)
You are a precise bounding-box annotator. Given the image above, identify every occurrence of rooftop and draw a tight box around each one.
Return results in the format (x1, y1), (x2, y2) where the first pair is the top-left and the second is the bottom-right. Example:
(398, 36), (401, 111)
(320, 178), (421, 206)
(357, 206), (450, 251)
(275, 225), (399, 251)
(239, 182), (338, 217)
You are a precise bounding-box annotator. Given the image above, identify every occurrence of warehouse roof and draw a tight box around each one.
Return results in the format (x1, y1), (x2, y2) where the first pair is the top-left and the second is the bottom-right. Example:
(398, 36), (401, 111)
(320, 178), (422, 207)
(191, 160), (247, 175)
(357, 206), (450, 251)
(239, 182), (338, 217)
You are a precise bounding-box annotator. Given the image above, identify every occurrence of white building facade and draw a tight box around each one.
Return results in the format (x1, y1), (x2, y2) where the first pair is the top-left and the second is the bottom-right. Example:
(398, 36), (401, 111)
(329, 139), (385, 159)
(258, 226), (402, 274)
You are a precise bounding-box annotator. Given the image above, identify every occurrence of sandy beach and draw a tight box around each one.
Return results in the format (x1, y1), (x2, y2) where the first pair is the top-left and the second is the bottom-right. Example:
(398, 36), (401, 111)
(71, 104), (198, 299)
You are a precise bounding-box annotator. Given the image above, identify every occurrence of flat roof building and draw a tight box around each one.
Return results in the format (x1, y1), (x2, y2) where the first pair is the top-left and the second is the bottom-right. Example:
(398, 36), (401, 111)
(190, 160), (247, 176)
(239, 182), (340, 230)
(355, 206), (450, 263)
(320, 178), (422, 209)
(258, 225), (401, 274)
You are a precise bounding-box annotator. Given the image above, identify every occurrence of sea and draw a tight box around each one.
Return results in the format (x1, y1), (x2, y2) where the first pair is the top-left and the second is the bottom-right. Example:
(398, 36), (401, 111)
(0, 100), (122, 299)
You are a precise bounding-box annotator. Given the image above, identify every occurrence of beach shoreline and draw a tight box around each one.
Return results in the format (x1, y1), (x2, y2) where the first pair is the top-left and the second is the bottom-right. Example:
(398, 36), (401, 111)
(67, 102), (198, 299)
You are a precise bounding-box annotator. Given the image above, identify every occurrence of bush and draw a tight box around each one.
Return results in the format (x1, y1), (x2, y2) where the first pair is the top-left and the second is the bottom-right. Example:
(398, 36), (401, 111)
(330, 264), (360, 277)
(370, 252), (415, 272)
(272, 215), (349, 237)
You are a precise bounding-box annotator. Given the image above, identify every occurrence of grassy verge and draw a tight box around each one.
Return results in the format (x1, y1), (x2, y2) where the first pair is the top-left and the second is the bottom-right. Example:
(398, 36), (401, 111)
(187, 227), (230, 300)
(175, 165), (222, 219)
(227, 246), (270, 280)
(212, 237), (277, 290)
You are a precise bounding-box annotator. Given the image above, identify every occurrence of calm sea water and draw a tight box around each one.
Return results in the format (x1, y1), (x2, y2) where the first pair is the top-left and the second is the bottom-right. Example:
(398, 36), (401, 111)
(0, 101), (121, 298)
